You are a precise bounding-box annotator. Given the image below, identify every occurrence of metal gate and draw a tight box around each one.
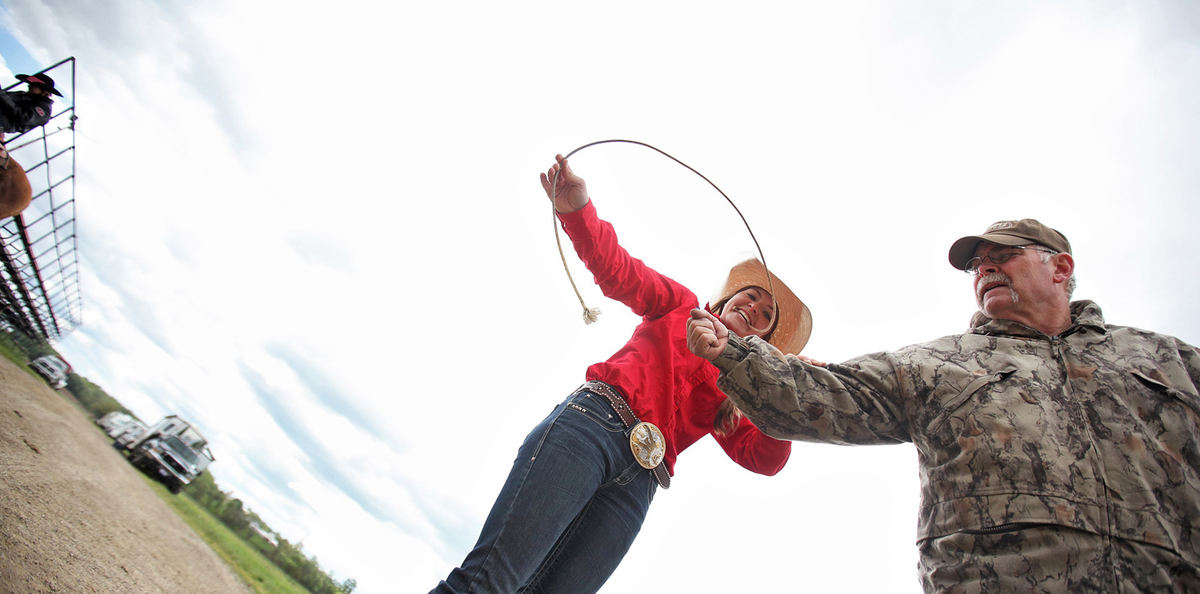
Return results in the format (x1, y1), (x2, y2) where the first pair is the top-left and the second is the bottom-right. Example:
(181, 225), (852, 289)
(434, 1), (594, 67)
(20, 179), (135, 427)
(0, 57), (79, 341)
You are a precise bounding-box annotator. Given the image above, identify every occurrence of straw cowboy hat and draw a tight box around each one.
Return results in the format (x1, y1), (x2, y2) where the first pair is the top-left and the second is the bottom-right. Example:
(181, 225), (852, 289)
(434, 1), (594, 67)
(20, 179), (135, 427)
(709, 258), (812, 355)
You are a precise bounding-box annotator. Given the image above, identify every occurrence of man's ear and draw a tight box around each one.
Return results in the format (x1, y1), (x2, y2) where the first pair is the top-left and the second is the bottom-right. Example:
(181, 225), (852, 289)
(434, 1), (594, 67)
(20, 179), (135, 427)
(1052, 253), (1074, 284)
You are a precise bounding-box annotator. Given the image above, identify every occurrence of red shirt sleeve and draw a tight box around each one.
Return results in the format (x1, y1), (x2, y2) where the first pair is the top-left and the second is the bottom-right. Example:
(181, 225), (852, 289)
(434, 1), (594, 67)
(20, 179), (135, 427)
(557, 201), (693, 318)
(712, 416), (792, 476)
(688, 373), (792, 476)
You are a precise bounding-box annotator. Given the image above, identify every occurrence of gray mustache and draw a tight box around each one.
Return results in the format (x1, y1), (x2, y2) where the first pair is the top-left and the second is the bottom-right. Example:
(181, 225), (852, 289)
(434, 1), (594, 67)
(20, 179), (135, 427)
(976, 272), (1011, 301)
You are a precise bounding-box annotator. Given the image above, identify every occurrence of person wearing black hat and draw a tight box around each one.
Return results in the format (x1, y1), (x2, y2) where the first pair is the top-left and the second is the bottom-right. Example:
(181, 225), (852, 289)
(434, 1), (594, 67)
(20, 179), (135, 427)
(689, 218), (1200, 591)
(0, 72), (61, 136)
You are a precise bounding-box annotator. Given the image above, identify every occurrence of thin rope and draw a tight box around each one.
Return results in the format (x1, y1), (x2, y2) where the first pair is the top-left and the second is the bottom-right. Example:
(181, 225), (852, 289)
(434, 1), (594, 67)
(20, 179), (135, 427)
(551, 139), (778, 326)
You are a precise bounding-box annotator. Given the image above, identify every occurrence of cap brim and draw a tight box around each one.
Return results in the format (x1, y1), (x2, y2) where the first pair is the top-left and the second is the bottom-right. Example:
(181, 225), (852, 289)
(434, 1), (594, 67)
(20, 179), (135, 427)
(948, 233), (1032, 270)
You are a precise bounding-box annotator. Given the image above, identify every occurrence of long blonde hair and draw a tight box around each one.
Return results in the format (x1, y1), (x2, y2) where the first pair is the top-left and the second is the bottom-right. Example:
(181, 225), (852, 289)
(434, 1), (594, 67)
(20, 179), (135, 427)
(713, 397), (744, 436)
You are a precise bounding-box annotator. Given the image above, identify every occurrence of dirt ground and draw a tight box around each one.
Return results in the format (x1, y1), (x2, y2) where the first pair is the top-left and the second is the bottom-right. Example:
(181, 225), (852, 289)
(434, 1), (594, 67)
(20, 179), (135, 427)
(0, 356), (251, 593)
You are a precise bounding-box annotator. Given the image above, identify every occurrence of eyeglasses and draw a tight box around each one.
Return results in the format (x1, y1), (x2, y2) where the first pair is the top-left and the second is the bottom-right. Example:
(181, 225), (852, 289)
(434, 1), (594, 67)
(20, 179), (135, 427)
(964, 245), (1057, 275)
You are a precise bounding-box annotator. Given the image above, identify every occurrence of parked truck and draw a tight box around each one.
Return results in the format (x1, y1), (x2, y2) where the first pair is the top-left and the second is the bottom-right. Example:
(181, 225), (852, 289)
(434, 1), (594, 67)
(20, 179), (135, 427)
(96, 411), (140, 438)
(112, 417), (151, 449)
(123, 415), (215, 494)
(29, 354), (69, 389)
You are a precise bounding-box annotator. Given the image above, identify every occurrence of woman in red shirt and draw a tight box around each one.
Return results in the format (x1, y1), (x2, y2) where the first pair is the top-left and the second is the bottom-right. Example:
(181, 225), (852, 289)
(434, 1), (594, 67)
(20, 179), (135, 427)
(433, 155), (812, 593)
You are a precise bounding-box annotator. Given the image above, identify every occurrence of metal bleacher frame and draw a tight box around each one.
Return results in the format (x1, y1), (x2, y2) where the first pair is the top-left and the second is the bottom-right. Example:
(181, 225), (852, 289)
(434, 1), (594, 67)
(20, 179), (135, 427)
(0, 56), (79, 342)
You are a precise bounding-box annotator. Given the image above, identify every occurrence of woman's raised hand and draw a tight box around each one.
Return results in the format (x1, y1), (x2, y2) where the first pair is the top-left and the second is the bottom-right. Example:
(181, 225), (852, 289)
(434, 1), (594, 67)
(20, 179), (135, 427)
(540, 154), (590, 214)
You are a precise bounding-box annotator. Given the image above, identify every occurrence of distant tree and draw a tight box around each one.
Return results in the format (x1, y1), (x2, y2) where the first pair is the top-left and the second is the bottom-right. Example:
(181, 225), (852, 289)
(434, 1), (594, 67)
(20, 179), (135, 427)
(182, 473), (223, 508)
(65, 374), (135, 419)
(219, 497), (251, 534)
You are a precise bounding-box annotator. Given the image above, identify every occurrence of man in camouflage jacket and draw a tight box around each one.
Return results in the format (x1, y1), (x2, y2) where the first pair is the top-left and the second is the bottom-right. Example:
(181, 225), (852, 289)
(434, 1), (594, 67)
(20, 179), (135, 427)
(687, 219), (1199, 592)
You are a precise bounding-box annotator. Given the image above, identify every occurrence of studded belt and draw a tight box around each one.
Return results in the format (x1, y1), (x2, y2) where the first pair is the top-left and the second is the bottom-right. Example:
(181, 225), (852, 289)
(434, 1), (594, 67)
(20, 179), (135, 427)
(580, 380), (670, 489)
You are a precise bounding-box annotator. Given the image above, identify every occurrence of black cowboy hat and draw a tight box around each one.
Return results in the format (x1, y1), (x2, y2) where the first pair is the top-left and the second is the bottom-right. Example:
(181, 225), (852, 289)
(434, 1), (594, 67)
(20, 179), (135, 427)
(15, 73), (62, 97)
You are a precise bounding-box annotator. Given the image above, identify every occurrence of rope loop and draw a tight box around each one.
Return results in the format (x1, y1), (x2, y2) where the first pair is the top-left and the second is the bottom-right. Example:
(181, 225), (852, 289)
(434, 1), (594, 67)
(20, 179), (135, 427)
(550, 140), (777, 324)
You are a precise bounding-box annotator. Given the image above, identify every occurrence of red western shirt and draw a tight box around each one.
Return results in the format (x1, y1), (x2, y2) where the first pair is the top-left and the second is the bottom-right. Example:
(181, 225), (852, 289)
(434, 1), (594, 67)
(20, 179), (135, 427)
(558, 201), (790, 477)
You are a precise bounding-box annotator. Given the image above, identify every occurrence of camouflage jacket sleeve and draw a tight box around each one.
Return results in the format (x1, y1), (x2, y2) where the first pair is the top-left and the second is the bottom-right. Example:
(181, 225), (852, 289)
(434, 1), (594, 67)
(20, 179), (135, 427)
(714, 300), (1200, 561)
(711, 334), (912, 445)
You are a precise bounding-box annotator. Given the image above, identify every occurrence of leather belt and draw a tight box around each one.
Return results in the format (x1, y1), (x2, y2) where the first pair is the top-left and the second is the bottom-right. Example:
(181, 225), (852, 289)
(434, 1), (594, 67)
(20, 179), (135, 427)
(581, 380), (670, 489)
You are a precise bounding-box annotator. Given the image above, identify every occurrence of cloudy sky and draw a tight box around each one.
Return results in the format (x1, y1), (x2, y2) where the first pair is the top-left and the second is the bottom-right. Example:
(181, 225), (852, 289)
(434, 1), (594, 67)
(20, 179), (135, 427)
(3, 1), (1199, 592)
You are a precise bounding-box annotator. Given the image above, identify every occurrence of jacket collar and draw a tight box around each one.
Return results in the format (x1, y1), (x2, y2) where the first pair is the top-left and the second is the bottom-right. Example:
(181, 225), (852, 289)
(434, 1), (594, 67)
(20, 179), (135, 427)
(968, 300), (1106, 338)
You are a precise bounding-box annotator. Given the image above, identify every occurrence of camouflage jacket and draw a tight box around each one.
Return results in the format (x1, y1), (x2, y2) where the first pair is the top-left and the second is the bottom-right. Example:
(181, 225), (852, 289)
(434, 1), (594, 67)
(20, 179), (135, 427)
(712, 300), (1200, 564)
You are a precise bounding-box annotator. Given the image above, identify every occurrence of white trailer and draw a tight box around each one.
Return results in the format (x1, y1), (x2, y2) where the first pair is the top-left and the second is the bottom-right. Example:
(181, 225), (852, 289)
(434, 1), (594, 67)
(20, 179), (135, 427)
(29, 355), (69, 389)
(96, 411), (140, 438)
(123, 415), (215, 494)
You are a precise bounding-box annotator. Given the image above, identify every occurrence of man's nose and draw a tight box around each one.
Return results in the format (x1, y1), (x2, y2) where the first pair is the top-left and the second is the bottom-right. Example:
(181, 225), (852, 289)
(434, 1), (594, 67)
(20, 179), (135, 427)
(978, 257), (1001, 274)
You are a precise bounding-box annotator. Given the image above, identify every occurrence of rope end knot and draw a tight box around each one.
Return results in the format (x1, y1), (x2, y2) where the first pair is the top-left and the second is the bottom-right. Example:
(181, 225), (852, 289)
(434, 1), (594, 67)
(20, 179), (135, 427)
(582, 307), (601, 325)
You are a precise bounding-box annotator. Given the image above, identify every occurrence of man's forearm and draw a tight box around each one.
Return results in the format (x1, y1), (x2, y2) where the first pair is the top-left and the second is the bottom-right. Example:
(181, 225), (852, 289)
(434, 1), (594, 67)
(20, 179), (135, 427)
(712, 334), (909, 445)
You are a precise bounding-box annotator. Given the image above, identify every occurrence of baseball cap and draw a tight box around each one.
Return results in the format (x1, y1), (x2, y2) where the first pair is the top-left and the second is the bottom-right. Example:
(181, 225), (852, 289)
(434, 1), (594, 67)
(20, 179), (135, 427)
(948, 219), (1071, 270)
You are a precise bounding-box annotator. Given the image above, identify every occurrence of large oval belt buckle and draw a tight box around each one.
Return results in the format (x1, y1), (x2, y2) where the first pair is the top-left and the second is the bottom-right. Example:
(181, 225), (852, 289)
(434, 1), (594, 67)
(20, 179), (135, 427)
(629, 421), (665, 470)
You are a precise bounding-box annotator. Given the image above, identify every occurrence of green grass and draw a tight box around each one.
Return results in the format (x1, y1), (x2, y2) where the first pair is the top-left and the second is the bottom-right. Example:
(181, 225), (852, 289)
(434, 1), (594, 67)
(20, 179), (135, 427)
(0, 340), (23, 365)
(0, 333), (34, 373)
(0, 334), (61, 391)
(139, 475), (310, 594)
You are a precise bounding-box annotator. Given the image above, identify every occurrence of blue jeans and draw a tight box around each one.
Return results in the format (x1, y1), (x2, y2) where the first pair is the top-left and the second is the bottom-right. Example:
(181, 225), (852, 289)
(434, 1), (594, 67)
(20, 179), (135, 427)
(432, 387), (659, 593)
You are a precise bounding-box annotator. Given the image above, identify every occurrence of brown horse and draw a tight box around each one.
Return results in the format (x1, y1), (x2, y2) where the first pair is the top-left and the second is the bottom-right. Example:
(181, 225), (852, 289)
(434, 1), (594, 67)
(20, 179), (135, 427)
(0, 142), (33, 218)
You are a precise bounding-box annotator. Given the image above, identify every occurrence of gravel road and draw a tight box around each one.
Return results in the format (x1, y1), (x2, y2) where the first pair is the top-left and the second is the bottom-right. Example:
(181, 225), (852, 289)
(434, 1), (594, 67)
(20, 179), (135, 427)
(0, 356), (252, 593)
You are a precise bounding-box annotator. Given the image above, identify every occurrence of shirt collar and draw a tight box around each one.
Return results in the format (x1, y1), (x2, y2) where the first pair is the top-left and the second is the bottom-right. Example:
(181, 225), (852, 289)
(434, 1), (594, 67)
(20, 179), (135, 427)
(968, 299), (1106, 338)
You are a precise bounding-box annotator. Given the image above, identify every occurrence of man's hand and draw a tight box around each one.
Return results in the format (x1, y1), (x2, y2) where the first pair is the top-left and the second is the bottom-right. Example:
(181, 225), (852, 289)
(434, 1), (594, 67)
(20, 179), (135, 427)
(688, 308), (729, 360)
(539, 154), (590, 214)
(786, 353), (828, 367)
